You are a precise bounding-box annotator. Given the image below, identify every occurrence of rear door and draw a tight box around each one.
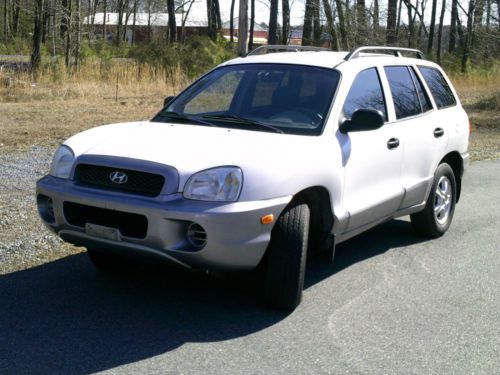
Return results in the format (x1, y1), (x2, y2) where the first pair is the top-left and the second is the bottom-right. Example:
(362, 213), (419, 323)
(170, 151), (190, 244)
(340, 67), (405, 231)
(382, 65), (448, 209)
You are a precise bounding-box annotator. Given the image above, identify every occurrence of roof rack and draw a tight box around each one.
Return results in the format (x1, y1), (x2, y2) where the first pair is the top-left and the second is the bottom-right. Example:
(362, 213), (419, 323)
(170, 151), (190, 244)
(344, 46), (426, 61)
(246, 45), (329, 57)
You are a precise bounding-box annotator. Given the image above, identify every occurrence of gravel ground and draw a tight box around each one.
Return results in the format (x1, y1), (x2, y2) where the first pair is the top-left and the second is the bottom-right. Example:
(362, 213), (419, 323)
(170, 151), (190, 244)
(0, 146), (81, 274)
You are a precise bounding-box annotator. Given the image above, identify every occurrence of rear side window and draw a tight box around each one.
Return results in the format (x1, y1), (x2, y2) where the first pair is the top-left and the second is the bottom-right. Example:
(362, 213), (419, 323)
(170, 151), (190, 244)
(409, 67), (432, 112)
(418, 66), (457, 109)
(343, 68), (387, 120)
(384, 66), (421, 120)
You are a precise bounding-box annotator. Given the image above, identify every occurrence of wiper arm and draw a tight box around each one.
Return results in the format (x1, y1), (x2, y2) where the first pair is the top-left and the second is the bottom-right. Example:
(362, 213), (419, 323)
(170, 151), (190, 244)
(203, 114), (284, 134)
(156, 111), (216, 127)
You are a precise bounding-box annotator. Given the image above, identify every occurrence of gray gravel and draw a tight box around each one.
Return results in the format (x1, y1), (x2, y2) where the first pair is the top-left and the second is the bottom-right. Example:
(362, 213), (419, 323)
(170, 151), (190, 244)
(0, 146), (80, 274)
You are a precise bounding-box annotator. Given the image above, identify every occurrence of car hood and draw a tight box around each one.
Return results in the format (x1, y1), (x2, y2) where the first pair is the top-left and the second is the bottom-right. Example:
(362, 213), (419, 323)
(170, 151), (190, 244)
(64, 121), (323, 194)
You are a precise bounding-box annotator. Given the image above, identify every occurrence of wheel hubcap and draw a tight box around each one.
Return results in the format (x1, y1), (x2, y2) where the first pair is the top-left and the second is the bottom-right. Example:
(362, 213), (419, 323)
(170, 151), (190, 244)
(434, 176), (452, 225)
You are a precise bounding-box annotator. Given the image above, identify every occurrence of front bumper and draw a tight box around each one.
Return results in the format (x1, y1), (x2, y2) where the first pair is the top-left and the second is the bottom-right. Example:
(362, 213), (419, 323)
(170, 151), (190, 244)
(36, 175), (291, 271)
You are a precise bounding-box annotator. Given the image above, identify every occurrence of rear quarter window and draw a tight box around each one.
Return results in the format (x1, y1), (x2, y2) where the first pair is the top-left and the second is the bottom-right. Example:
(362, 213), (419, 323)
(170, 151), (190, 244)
(418, 66), (457, 109)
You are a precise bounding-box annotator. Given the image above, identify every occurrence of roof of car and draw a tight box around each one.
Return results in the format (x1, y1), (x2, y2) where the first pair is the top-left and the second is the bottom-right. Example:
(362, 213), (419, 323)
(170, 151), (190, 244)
(222, 50), (439, 71)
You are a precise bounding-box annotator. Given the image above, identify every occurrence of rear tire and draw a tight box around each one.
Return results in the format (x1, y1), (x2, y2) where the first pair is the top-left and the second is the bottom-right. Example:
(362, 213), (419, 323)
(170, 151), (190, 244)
(411, 163), (456, 238)
(265, 202), (310, 311)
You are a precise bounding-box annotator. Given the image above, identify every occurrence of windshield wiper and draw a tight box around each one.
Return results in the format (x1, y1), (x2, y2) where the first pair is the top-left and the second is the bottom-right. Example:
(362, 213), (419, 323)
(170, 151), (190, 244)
(156, 111), (216, 127)
(202, 114), (284, 134)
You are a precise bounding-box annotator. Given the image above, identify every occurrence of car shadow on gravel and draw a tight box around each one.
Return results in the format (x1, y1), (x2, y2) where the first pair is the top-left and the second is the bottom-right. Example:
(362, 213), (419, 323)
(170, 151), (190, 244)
(0, 218), (427, 374)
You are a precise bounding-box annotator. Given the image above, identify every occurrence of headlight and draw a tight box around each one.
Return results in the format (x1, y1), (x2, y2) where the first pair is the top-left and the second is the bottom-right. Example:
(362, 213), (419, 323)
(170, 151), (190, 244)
(49, 145), (75, 179)
(184, 167), (243, 202)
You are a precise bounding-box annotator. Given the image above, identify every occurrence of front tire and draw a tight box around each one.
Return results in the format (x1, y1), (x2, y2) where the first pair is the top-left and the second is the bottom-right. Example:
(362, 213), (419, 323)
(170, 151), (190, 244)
(411, 163), (456, 238)
(265, 202), (310, 310)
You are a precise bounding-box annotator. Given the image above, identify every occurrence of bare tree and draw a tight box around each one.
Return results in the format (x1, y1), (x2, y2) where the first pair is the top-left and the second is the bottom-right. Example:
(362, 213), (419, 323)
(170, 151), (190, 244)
(323, 0), (339, 50)
(230, 0), (235, 43)
(437, 0), (446, 63)
(335, 0), (348, 48)
(303, 0), (313, 45)
(449, 0), (459, 52)
(248, 0), (254, 49)
(237, 0), (248, 55)
(462, 0), (476, 72)
(167, 0), (176, 42)
(32, 0), (45, 72)
(427, 0), (437, 54)
(268, 0), (278, 44)
(282, 0), (290, 44)
(387, 0), (398, 44)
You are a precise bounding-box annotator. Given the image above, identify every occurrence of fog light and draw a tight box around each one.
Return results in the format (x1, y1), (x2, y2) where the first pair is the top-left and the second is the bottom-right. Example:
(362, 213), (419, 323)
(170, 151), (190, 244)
(187, 222), (207, 249)
(37, 194), (55, 223)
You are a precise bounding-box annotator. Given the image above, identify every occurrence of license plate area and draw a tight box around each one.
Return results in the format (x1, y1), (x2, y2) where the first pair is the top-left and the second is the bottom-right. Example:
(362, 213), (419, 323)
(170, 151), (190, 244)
(85, 223), (121, 241)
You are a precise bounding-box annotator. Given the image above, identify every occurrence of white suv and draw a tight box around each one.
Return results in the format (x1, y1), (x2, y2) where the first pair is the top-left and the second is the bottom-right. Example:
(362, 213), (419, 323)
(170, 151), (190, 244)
(37, 46), (470, 310)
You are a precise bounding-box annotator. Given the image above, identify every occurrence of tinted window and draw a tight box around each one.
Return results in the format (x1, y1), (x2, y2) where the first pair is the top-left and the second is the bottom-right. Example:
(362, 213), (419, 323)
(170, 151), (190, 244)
(384, 66), (421, 119)
(155, 64), (341, 136)
(418, 66), (456, 109)
(343, 68), (386, 120)
(410, 67), (432, 112)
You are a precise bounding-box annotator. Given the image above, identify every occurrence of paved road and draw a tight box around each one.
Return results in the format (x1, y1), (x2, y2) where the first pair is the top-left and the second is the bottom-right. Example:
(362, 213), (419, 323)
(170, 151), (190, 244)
(1, 160), (499, 375)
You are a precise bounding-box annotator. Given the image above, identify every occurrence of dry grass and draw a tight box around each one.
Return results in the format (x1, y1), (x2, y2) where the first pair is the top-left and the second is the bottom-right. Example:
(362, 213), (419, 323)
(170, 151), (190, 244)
(0, 65), (499, 160)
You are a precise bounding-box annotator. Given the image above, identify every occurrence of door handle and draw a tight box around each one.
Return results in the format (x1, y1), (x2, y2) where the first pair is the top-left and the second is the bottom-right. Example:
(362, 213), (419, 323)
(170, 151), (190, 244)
(387, 138), (400, 149)
(434, 127), (444, 138)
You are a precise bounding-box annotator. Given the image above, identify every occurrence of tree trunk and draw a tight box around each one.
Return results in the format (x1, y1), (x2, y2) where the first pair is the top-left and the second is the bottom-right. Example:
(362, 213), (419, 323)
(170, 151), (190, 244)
(116, 0), (123, 46)
(474, 0), (484, 26)
(12, 0), (20, 36)
(303, 0), (314, 45)
(427, 0), (437, 54)
(461, 0), (475, 72)
(373, 0), (379, 28)
(131, 0), (136, 45)
(75, 0), (80, 70)
(65, 0), (72, 67)
(31, 0), (44, 73)
(167, 0), (176, 42)
(485, 0), (491, 28)
(248, 0), (254, 50)
(41, 5), (50, 43)
(313, 0), (321, 45)
(356, 0), (366, 45)
(396, 0), (403, 38)
(102, 0), (106, 42)
(230, 0), (235, 43)
(282, 0), (290, 44)
(335, 0), (348, 49)
(386, 0), (398, 44)
(61, 0), (68, 39)
(268, 0), (278, 44)
(449, 0), (458, 52)
(3, 0), (9, 41)
(237, 0), (248, 55)
(323, 0), (339, 50)
(436, 0), (446, 64)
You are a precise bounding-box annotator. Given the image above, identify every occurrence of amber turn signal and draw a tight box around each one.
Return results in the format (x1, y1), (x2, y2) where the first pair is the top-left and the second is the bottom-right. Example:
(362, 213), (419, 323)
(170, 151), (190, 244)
(260, 214), (274, 224)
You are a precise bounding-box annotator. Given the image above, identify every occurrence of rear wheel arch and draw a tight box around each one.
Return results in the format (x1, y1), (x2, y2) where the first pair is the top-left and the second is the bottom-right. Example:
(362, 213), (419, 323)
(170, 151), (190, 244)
(439, 151), (464, 202)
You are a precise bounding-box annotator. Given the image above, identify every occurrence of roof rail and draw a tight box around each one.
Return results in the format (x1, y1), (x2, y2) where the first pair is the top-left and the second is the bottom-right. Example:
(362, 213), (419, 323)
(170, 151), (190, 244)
(246, 45), (329, 57)
(344, 46), (426, 61)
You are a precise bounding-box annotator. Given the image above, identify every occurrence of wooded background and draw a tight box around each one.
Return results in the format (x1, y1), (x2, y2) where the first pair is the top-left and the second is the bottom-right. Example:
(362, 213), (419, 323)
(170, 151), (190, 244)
(0, 0), (499, 75)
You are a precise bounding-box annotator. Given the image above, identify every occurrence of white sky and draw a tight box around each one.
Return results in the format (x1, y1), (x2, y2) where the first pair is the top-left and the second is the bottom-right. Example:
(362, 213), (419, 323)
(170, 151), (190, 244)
(186, 0), (475, 27)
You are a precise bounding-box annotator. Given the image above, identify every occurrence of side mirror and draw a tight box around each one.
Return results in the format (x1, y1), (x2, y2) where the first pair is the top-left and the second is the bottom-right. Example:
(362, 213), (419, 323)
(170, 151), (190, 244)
(163, 96), (175, 107)
(339, 109), (384, 133)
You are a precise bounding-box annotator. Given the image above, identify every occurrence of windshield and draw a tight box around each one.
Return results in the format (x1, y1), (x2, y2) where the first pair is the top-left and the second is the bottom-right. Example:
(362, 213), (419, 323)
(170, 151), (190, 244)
(152, 63), (341, 135)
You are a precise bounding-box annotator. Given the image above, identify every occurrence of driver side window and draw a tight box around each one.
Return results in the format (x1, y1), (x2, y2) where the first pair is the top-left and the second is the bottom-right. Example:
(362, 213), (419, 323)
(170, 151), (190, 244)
(343, 68), (387, 121)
